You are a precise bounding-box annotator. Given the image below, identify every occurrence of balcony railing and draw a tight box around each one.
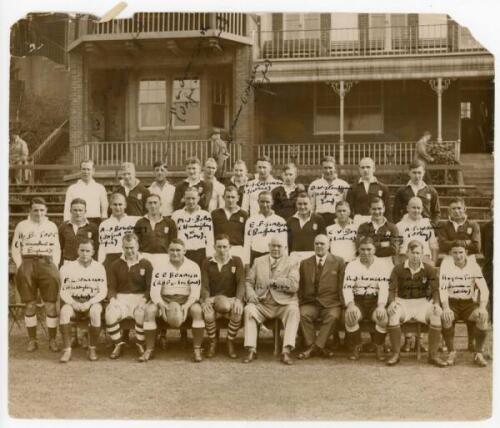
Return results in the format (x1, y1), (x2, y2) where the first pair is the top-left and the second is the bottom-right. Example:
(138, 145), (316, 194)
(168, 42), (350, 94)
(257, 141), (459, 167)
(258, 24), (485, 59)
(72, 139), (243, 169)
(72, 12), (248, 41)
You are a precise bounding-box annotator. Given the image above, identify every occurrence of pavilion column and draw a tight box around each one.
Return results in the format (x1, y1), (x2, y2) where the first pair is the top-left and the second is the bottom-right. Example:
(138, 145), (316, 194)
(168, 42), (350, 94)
(327, 80), (356, 165)
(428, 77), (451, 143)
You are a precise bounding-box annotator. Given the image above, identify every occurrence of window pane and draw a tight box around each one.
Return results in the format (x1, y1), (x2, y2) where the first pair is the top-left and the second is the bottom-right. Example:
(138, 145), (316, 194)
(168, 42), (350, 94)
(139, 80), (166, 129)
(140, 104), (166, 128)
(316, 108), (340, 133)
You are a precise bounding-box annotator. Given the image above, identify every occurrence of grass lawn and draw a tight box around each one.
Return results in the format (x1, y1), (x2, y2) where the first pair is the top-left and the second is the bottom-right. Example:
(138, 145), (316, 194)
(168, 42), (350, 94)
(8, 326), (492, 421)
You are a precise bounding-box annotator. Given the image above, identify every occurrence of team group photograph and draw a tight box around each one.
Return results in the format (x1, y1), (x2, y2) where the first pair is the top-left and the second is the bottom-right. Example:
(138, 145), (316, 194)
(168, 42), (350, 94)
(4, 4), (495, 422)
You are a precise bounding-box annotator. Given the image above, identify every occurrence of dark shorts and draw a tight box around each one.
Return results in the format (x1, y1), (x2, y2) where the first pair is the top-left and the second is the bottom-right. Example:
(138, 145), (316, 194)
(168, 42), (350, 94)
(354, 296), (378, 321)
(185, 248), (206, 267)
(449, 298), (478, 322)
(16, 257), (60, 303)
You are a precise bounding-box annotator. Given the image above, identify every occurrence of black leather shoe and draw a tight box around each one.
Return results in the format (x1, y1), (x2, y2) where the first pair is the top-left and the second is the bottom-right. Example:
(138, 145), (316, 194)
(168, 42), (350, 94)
(297, 346), (316, 360)
(318, 347), (334, 359)
(386, 353), (400, 366)
(280, 352), (293, 365)
(242, 350), (257, 363)
(428, 356), (448, 368)
(227, 340), (237, 359)
(349, 345), (361, 361)
(206, 340), (217, 358)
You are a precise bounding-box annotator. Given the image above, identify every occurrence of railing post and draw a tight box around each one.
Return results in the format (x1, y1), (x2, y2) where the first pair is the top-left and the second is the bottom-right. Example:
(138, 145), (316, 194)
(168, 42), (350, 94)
(428, 78), (451, 143)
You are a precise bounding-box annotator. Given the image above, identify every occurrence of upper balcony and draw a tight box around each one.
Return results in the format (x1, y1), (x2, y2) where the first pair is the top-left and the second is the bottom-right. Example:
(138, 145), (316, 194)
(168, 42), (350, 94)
(68, 12), (253, 51)
(256, 23), (487, 60)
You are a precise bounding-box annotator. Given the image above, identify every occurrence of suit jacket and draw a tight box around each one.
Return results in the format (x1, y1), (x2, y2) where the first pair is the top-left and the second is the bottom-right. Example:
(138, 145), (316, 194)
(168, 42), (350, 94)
(245, 255), (299, 305)
(299, 253), (345, 308)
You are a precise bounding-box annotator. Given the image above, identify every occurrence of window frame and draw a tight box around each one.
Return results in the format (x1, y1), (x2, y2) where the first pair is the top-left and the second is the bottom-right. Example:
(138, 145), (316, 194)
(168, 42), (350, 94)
(137, 78), (168, 131)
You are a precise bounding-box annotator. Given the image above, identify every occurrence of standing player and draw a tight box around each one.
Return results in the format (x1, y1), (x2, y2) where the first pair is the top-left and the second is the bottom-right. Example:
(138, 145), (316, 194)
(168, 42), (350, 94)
(243, 191), (288, 266)
(59, 239), (107, 363)
(11, 197), (61, 352)
(397, 197), (438, 265)
(97, 193), (138, 269)
(201, 235), (245, 359)
(171, 187), (215, 267)
(149, 161), (175, 217)
(115, 162), (151, 217)
(385, 241), (447, 367)
(63, 159), (108, 224)
(343, 237), (389, 361)
(287, 192), (326, 264)
(326, 201), (358, 263)
(173, 157), (212, 211)
(142, 239), (204, 362)
(59, 198), (99, 264)
(357, 197), (399, 273)
(346, 157), (390, 224)
(210, 128), (229, 179)
(308, 156), (349, 227)
(392, 160), (440, 225)
(440, 242), (490, 367)
(272, 163), (306, 220)
(105, 233), (153, 359)
(225, 160), (249, 207)
(211, 185), (248, 262)
(241, 156), (282, 216)
(481, 200), (493, 320)
(203, 157), (225, 212)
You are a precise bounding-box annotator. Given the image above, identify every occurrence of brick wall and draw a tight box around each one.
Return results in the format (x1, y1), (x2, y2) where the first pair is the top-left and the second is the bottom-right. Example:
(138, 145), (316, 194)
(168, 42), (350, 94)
(69, 52), (84, 149)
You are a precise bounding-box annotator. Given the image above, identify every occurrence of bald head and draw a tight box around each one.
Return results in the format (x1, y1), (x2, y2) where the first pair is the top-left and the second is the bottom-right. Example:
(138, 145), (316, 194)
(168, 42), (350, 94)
(268, 237), (286, 259)
(359, 157), (375, 179)
(407, 196), (423, 220)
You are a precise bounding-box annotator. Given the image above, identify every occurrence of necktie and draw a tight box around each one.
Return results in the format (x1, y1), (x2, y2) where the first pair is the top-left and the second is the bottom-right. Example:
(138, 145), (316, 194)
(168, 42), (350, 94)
(314, 259), (323, 293)
(270, 258), (278, 273)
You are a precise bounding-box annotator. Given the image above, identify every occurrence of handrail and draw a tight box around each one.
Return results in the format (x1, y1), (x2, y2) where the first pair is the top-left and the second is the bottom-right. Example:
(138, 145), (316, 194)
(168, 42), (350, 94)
(31, 119), (69, 165)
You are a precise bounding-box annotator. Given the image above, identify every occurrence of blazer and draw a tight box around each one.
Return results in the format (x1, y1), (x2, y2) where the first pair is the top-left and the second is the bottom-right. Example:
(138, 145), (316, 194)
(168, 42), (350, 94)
(299, 253), (345, 308)
(245, 255), (299, 305)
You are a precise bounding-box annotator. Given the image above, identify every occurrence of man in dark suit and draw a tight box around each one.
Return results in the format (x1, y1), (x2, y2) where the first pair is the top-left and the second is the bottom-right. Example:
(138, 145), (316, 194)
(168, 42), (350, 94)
(297, 234), (345, 359)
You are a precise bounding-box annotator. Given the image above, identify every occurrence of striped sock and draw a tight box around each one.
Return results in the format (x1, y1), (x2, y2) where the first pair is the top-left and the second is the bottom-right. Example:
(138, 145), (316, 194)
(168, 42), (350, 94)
(107, 321), (122, 343)
(227, 317), (242, 341)
(205, 319), (217, 340)
(135, 323), (145, 344)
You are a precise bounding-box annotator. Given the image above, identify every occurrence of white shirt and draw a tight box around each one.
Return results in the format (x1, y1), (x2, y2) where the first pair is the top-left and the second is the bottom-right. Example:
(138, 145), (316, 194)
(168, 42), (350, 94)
(97, 215), (139, 263)
(439, 258), (489, 305)
(64, 179), (108, 221)
(326, 219), (358, 263)
(11, 217), (61, 268)
(59, 259), (107, 305)
(243, 211), (288, 264)
(342, 257), (390, 306)
(308, 177), (349, 214)
(149, 181), (175, 217)
(397, 214), (437, 257)
(150, 258), (201, 308)
(171, 207), (214, 255)
(241, 176), (282, 216)
(204, 177), (225, 212)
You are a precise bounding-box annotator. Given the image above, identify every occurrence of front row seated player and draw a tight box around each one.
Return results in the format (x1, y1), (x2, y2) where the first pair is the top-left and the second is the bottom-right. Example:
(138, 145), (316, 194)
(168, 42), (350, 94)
(105, 233), (153, 360)
(59, 239), (107, 363)
(201, 234), (245, 359)
(440, 241), (490, 367)
(141, 238), (204, 363)
(385, 240), (447, 367)
(343, 237), (389, 362)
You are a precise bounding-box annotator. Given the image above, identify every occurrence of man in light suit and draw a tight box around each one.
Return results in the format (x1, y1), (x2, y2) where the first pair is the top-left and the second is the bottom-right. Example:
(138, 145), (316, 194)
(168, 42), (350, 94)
(297, 234), (345, 359)
(243, 237), (300, 365)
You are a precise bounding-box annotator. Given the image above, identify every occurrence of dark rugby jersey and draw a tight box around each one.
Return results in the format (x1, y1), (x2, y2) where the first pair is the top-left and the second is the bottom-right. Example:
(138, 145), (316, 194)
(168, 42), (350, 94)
(108, 257), (153, 298)
(200, 256), (245, 301)
(437, 219), (481, 255)
(134, 216), (177, 253)
(271, 185), (304, 220)
(287, 214), (326, 252)
(346, 179), (390, 219)
(357, 220), (399, 257)
(392, 183), (440, 225)
(211, 208), (248, 246)
(58, 221), (99, 261)
(173, 179), (212, 211)
(388, 262), (438, 301)
(115, 181), (151, 217)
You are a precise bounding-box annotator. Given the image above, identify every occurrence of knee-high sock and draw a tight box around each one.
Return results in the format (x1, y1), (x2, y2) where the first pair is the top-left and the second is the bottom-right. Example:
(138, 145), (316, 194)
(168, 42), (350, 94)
(347, 330), (362, 348)
(106, 321), (122, 344)
(475, 328), (488, 353)
(192, 328), (204, 348)
(227, 317), (242, 341)
(428, 326), (442, 357)
(466, 321), (475, 344)
(24, 314), (37, 339)
(373, 330), (386, 346)
(60, 324), (72, 350)
(46, 315), (58, 339)
(144, 329), (156, 351)
(205, 318), (217, 341)
(135, 323), (144, 345)
(442, 325), (455, 352)
(88, 326), (100, 348)
(388, 326), (401, 354)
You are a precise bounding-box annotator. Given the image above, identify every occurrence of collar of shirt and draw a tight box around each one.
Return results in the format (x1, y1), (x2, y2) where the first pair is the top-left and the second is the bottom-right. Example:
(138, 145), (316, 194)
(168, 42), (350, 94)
(77, 178), (96, 186)
(370, 217), (388, 231)
(110, 214), (129, 224)
(184, 177), (202, 186)
(69, 219), (89, 234)
(257, 210), (276, 219)
(120, 253), (143, 267)
(407, 180), (427, 193)
(315, 255), (326, 266)
(404, 259), (425, 275)
(270, 256), (281, 266)
(27, 216), (49, 227)
(150, 180), (171, 190)
(223, 207), (240, 219)
(449, 217), (468, 231)
(283, 184), (297, 197)
(334, 217), (354, 228)
(358, 176), (378, 184)
(209, 256), (233, 271)
(293, 212), (312, 227)
(400, 213), (424, 224)
(144, 214), (163, 228)
(183, 206), (201, 215)
(120, 178), (140, 191)
(231, 176), (248, 187)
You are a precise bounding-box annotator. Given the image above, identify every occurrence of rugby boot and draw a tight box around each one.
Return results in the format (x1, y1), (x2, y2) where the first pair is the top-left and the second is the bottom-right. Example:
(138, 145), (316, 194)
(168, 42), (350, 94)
(227, 340), (237, 359)
(192, 347), (203, 363)
(26, 339), (38, 352)
(348, 345), (362, 361)
(206, 340), (217, 358)
(87, 346), (98, 361)
(59, 348), (72, 363)
(49, 338), (60, 353)
(474, 352), (488, 367)
(109, 342), (125, 359)
(386, 353), (400, 366)
(243, 349), (257, 363)
(138, 349), (154, 363)
(428, 355), (448, 368)
(375, 345), (386, 362)
(445, 350), (457, 366)
(280, 351), (293, 366)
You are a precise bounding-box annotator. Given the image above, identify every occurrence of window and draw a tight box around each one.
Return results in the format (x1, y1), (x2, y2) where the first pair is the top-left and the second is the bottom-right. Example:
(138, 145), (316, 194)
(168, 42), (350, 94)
(461, 102), (472, 119)
(283, 13), (320, 39)
(138, 80), (167, 130)
(212, 80), (228, 129)
(171, 78), (201, 129)
(314, 82), (384, 134)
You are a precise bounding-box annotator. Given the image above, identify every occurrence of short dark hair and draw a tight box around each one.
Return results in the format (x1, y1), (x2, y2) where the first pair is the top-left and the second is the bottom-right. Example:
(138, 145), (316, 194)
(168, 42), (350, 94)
(450, 240), (467, 250)
(258, 190), (273, 200)
(122, 233), (139, 245)
(407, 240), (424, 252)
(321, 156), (336, 165)
(80, 159), (95, 168)
(30, 197), (47, 208)
(369, 196), (385, 207)
(70, 198), (87, 208)
(153, 161), (166, 169)
(145, 193), (161, 203)
(409, 159), (426, 170)
(358, 236), (376, 248)
(256, 156), (272, 164)
(448, 197), (466, 207)
(185, 157), (201, 166)
(224, 185), (239, 195)
(296, 192), (310, 200)
(215, 234), (231, 243)
(77, 237), (95, 250)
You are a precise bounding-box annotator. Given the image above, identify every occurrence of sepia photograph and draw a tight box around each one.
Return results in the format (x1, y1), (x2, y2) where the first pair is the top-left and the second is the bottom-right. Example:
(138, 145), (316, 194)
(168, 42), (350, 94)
(2, 0), (496, 425)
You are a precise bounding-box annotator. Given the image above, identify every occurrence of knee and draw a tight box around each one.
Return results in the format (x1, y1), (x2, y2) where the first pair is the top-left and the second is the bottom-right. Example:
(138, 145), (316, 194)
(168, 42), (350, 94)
(24, 301), (37, 316)
(244, 303), (256, 320)
(134, 305), (145, 323)
(59, 304), (73, 324)
(388, 308), (402, 327)
(89, 303), (102, 324)
(203, 305), (216, 323)
(283, 304), (300, 319)
(144, 303), (158, 321)
(45, 302), (57, 316)
(213, 296), (232, 313)
(105, 304), (120, 324)
(189, 303), (203, 320)
(323, 309), (341, 323)
(300, 307), (315, 322)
